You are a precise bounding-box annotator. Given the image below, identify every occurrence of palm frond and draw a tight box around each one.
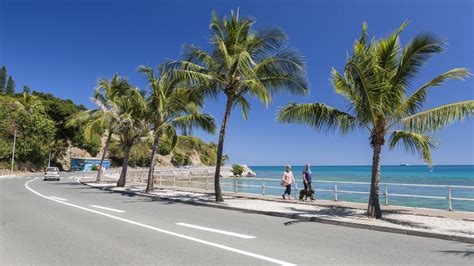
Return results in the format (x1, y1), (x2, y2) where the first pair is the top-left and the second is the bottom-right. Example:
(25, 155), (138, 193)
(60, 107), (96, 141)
(171, 113), (217, 134)
(388, 130), (436, 166)
(394, 33), (444, 88)
(400, 68), (471, 115)
(277, 102), (357, 133)
(233, 95), (251, 120)
(401, 100), (474, 132)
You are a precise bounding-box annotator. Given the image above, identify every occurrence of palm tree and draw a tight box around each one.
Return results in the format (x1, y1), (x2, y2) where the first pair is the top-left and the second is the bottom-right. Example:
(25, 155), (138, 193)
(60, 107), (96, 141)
(139, 65), (216, 193)
(113, 84), (149, 187)
(278, 22), (473, 219)
(67, 75), (129, 182)
(170, 9), (309, 201)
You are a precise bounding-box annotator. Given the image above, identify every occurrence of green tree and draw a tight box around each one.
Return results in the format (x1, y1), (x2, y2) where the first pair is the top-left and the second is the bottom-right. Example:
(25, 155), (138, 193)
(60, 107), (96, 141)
(67, 75), (130, 181)
(278, 22), (473, 219)
(171, 10), (308, 201)
(171, 151), (190, 167)
(0, 66), (6, 94)
(139, 65), (216, 193)
(231, 164), (244, 176)
(113, 84), (149, 187)
(6, 76), (15, 95)
(15, 111), (56, 169)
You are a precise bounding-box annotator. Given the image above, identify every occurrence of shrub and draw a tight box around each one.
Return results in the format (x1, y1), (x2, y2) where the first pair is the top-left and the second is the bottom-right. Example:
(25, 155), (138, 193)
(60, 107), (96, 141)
(231, 164), (244, 176)
(171, 152), (191, 167)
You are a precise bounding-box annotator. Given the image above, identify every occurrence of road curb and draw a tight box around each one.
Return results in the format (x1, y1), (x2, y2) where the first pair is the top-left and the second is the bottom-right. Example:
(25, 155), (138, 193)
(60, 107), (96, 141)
(82, 182), (474, 244)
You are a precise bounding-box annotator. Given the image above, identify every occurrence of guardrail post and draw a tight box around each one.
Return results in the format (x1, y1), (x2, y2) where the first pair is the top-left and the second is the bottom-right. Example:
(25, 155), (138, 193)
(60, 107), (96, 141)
(173, 175), (176, 188)
(234, 178), (237, 193)
(384, 185), (388, 206)
(448, 186), (452, 211)
(206, 177), (209, 190)
(188, 175), (191, 188)
(158, 174), (161, 186)
(334, 184), (338, 201)
(262, 178), (266, 195)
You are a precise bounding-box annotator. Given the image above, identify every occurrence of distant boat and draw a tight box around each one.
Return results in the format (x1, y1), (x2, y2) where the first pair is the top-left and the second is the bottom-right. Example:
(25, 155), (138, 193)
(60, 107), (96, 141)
(400, 163), (410, 167)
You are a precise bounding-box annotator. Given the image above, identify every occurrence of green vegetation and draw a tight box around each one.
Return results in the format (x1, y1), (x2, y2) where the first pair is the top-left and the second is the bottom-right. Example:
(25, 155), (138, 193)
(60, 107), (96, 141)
(0, 90), (100, 170)
(278, 22), (473, 219)
(170, 10), (309, 201)
(171, 152), (191, 167)
(231, 164), (244, 176)
(0, 66), (7, 94)
(139, 65), (216, 192)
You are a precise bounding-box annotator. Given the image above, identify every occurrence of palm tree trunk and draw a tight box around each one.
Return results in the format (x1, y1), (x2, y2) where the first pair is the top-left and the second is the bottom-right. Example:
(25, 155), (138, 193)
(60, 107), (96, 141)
(367, 143), (383, 219)
(117, 143), (132, 187)
(96, 130), (112, 182)
(145, 132), (160, 193)
(214, 96), (233, 202)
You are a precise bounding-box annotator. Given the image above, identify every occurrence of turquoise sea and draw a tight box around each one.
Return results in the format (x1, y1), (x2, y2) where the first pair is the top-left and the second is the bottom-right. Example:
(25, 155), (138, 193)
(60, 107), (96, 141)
(223, 165), (474, 212)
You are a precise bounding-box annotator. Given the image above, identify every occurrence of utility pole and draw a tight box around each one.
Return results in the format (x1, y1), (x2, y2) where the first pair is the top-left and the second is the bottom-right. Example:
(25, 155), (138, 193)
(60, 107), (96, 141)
(10, 130), (16, 173)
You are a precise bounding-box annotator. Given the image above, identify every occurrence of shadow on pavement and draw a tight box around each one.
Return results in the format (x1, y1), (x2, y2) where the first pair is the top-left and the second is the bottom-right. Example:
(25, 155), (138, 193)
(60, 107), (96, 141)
(438, 245), (474, 257)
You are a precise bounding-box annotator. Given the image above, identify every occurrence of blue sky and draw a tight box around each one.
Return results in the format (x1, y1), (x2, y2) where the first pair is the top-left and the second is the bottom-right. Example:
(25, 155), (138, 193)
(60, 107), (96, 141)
(1, 0), (473, 165)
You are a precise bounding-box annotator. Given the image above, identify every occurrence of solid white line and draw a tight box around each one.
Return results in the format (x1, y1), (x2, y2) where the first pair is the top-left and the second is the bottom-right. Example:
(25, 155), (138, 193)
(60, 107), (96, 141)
(49, 196), (68, 201)
(90, 205), (125, 213)
(24, 178), (293, 266)
(176, 223), (256, 239)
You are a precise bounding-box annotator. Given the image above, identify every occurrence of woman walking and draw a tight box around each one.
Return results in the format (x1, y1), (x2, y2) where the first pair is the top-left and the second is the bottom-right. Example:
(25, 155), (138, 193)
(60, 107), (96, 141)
(281, 165), (296, 200)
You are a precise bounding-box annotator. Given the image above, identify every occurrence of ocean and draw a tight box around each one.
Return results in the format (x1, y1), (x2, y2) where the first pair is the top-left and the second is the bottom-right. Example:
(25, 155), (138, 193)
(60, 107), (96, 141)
(223, 165), (474, 212)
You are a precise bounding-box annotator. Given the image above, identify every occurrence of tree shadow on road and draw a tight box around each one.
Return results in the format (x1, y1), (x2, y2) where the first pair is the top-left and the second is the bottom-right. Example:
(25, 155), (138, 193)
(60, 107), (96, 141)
(438, 245), (474, 257)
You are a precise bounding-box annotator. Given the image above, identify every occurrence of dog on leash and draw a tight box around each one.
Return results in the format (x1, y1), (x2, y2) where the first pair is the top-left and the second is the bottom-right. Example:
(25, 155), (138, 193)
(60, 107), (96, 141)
(299, 189), (315, 201)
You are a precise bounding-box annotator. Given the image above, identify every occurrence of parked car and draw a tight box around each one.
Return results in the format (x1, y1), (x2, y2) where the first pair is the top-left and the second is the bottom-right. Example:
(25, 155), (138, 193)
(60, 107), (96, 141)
(44, 167), (60, 181)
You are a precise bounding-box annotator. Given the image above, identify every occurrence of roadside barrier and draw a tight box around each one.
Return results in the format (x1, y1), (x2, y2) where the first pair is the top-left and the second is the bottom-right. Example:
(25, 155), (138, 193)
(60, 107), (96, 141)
(106, 168), (474, 211)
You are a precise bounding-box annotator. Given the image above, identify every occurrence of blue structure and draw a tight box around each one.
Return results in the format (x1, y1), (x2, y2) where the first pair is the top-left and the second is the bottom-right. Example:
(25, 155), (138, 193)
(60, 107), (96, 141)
(70, 157), (110, 172)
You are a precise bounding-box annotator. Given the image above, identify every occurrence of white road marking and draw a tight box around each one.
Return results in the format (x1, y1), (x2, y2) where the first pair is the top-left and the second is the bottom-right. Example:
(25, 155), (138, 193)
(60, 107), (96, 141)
(49, 196), (68, 201)
(176, 223), (256, 239)
(24, 178), (294, 266)
(90, 205), (125, 213)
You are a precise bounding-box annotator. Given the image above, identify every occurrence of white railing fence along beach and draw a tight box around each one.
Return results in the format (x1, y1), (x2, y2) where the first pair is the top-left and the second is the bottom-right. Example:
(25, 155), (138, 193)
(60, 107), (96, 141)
(105, 167), (474, 212)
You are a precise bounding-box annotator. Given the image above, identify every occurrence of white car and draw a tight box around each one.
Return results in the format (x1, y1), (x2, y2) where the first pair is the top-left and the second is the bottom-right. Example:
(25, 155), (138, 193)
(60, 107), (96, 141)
(44, 167), (60, 181)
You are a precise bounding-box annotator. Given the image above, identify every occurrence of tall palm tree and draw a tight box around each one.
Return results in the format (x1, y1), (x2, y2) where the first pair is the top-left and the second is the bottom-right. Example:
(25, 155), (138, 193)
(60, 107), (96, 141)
(139, 65), (216, 193)
(114, 84), (149, 187)
(67, 75), (129, 182)
(170, 10), (309, 201)
(278, 22), (473, 218)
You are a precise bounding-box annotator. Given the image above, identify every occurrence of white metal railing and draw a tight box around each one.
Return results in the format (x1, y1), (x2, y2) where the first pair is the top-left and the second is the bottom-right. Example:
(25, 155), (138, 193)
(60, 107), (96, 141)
(0, 169), (12, 176)
(106, 169), (474, 212)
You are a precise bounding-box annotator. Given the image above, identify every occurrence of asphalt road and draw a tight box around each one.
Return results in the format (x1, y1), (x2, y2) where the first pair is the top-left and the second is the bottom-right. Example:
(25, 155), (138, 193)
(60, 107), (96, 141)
(1, 172), (473, 265)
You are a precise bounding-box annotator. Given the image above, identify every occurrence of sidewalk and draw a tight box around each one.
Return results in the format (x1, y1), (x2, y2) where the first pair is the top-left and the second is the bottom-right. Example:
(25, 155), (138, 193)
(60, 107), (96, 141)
(81, 176), (474, 243)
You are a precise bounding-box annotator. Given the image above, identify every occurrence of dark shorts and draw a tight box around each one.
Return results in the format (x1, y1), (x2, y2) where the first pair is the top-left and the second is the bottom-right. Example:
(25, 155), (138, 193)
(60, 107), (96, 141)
(304, 182), (312, 191)
(284, 184), (292, 195)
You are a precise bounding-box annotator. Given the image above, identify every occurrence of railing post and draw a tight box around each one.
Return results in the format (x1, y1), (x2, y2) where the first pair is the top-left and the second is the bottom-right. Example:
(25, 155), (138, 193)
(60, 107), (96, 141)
(188, 174), (191, 188)
(234, 178), (237, 193)
(159, 174), (161, 187)
(206, 177), (209, 190)
(384, 185), (388, 206)
(334, 184), (338, 201)
(448, 186), (452, 211)
(173, 175), (176, 188)
(262, 178), (266, 195)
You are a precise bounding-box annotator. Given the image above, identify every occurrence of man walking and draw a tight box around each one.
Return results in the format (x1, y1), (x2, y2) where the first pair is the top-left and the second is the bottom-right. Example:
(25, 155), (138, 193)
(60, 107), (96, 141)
(302, 164), (314, 200)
